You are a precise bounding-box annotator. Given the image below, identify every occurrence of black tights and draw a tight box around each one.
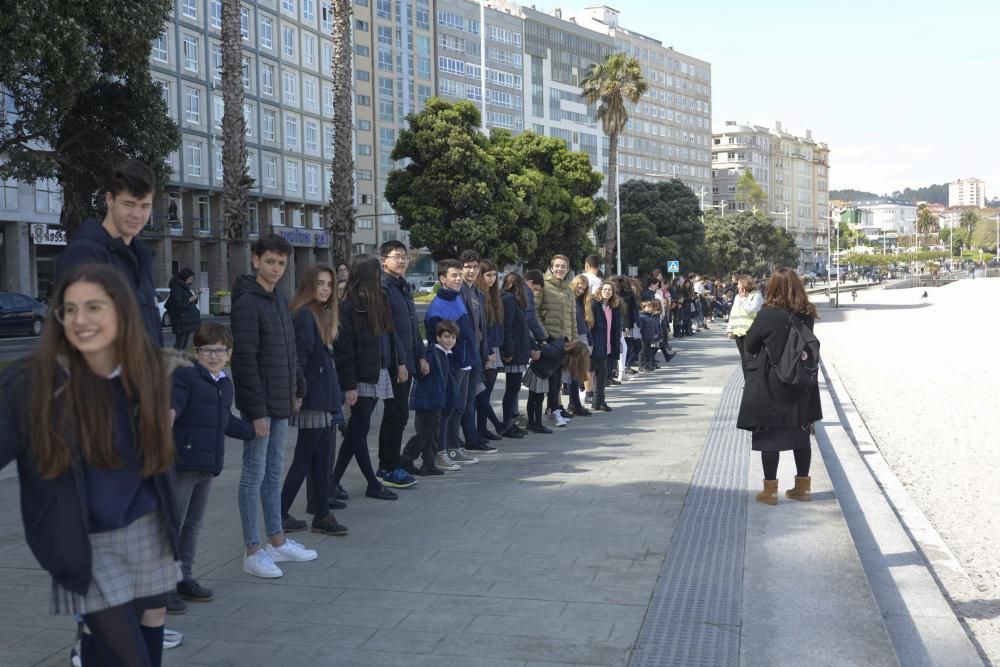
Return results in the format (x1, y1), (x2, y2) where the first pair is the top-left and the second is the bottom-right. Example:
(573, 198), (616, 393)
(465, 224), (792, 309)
(761, 448), (812, 481)
(332, 396), (380, 490)
(281, 426), (332, 521)
(476, 368), (502, 433)
(502, 372), (522, 422)
(81, 595), (165, 667)
(526, 391), (545, 426)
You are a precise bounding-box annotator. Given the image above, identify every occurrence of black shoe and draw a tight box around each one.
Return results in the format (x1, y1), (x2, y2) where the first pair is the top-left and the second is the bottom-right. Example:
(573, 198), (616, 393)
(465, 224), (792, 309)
(666, 352), (676, 361)
(335, 485), (349, 501)
(571, 406), (592, 417)
(594, 402), (613, 412)
(501, 426), (524, 439)
(528, 423), (553, 434)
(177, 579), (214, 602)
(166, 592), (187, 615)
(466, 439), (498, 453)
(479, 430), (502, 441)
(282, 514), (308, 532)
(400, 460), (422, 476)
(311, 497), (348, 514)
(311, 515), (348, 536)
(608, 378), (622, 386)
(365, 485), (398, 501)
(418, 465), (446, 476)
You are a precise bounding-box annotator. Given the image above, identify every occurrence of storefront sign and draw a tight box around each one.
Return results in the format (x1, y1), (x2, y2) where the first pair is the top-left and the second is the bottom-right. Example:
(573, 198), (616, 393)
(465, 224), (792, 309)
(30, 224), (67, 246)
(276, 228), (331, 249)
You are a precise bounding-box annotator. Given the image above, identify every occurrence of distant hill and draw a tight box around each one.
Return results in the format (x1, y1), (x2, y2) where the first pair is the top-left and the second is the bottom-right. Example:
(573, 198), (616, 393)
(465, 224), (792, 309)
(830, 184), (949, 206)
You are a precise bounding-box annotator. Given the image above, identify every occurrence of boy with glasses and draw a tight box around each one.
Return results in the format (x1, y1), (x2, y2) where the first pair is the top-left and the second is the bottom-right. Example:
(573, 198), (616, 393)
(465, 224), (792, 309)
(168, 323), (255, 610)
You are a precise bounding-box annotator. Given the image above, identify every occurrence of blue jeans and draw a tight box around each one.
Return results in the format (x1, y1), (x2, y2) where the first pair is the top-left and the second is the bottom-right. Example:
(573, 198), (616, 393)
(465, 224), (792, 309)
(239, 417), (288, 548)
(461, 366), (481, 445)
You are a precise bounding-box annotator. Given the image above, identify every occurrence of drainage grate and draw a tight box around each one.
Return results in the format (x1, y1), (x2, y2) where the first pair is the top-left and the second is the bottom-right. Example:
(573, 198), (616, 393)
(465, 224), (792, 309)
(629, 369), (748, 667)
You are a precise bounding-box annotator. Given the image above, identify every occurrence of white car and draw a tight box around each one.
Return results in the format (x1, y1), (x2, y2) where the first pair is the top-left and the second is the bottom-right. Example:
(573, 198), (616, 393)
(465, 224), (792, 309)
(155, 288), (171, 328)
(415, 280), (437, 295)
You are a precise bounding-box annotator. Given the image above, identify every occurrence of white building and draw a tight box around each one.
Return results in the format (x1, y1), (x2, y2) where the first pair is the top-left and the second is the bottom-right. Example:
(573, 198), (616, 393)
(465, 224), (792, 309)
(949, 178), (986, 208)
(856, 202), (916, 238)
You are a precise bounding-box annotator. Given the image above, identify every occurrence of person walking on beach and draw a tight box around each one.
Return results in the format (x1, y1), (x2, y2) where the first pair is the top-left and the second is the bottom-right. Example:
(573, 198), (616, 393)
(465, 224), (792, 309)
(737, 268), (822, 505)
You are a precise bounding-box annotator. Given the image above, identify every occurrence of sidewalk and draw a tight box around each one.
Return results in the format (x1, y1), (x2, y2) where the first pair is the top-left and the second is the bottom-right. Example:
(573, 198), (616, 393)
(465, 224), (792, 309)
(0, 325), (983, 665)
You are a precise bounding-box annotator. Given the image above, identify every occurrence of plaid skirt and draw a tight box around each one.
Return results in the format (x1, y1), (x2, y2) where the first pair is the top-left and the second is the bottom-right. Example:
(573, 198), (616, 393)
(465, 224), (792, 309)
(522, 368), (550, 393)
(51, 511), (180, 615)
(291, 408), (334, 429)
(357, 368), (393, 400)
(503, 364), (528, 374)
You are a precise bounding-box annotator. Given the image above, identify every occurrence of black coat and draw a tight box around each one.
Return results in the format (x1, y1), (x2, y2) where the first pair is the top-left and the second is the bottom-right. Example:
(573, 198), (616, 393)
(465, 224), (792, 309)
(0, 362), (181, 597)
(736, 306), (823, 430)
(171, 364), (255, 474)
(54, 217), (163, 345)
(501, 292), (534, 366)
(230, 275), (305, 420)
(167, 275), (202, 335)
(528, 336), (567, 380)
(333, 293), (406, 391)
(293, 308), (344, 420)
(382, 274), (427, 374)
(589, 300), (622, 360)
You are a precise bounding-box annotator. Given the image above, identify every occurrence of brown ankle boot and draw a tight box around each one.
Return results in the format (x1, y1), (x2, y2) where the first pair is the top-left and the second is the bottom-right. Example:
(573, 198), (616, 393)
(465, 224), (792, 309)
(756, 479), (778, 505)
(785, 476), (812, 501)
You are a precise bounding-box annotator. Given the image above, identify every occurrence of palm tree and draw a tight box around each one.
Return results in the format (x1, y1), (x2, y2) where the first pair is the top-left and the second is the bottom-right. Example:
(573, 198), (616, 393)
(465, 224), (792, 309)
(221, 0), (253, 275)
(327, 0), (355, 263)
(959, 209), (979, 247)
(580, 53), (647, 270)
(915, 204), (938, 251)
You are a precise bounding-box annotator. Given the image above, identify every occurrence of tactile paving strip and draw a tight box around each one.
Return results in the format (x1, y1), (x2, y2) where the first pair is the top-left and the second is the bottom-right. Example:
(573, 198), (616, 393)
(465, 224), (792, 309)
(629, 369), (749, 667)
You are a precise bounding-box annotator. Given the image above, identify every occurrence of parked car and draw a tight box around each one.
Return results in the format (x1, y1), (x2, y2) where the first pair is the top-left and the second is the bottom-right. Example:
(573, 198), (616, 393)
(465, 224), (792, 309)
(155, 287), (171, 328)
(0, 292), (48, 337)
(415, 280), (438, 295)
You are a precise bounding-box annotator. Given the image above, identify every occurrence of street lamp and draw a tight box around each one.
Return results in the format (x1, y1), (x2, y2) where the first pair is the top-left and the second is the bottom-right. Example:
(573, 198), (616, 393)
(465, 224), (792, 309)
(769, 207), (790, 231)
(709, 200), (727, 218)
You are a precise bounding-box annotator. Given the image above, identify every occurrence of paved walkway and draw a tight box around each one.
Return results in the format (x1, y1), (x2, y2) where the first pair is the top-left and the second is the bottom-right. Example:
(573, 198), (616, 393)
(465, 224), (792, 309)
(0, 324), (983, 665)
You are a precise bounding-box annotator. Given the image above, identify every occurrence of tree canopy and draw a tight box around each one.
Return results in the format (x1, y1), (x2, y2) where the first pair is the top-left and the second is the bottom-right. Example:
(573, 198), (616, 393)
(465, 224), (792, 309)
(702, 210), (799, 276)
(0, 1), (180, 233)
(735, 169), (766, 210)
(617, 179), (705, 271)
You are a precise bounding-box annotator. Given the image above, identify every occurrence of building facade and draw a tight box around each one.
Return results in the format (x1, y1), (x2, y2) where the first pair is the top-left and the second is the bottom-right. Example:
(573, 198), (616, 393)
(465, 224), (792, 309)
(948, 178), (986, 209)
(855, 202), (916, 242)
(711, 120), (830, 272)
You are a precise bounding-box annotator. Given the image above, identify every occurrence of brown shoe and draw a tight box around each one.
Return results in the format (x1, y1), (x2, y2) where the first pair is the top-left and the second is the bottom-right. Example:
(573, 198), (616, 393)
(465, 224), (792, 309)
(756, 479), (778, 505)
(785, 476), (812, 501)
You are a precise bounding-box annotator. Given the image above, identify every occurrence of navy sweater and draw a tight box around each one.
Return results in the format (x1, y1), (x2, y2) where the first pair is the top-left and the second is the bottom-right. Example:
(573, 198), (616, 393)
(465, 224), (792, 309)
(293, 308), (344, 420)
(637, 311), (659, 343)
(410, 345), (462, 411)
(425, 287), (480, 369)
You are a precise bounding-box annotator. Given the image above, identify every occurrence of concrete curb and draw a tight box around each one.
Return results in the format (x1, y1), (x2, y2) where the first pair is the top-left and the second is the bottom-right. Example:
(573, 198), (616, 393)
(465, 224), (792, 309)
(818, 359), (985, 666)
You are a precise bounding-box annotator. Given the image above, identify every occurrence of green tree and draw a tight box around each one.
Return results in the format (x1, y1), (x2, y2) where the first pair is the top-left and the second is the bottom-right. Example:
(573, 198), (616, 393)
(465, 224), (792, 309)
(618, 179), (705, 270)
(915, 204), (939, 238)
(703, 210), (799, 276)
(0, 1), (180, 234)
(385, 99), (525, 264)
(580, 53), (648, 269)
(735, 168), (766, 210)
(959, 209), (979, 240)
(493, 130), (605, 268)
(328, 0), (355, 262)
(619, 213), (680, 276)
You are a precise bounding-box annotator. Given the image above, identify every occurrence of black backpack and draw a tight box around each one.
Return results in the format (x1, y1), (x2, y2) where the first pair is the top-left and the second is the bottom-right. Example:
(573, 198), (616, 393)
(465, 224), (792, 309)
(769, 313), (820, 387)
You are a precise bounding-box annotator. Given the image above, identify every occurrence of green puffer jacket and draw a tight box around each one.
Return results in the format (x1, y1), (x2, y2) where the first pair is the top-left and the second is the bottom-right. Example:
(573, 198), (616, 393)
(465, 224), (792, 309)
(537, 270), (577, 339)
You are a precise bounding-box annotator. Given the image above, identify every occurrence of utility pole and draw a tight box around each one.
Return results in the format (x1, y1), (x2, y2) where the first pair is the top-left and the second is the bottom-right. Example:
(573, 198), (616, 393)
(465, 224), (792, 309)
(696, 186), (707, 224)
(769, 207), (790, 231)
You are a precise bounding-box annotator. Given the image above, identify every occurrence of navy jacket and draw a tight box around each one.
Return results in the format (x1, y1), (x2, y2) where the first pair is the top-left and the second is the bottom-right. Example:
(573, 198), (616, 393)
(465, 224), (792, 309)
(523, 285), (548, 343)
(171, 364), (255, 475)
(460, 282), (489, 367)
(425, 287), (480, 369)
(293, 308), (344, 421)
(0, 362), (181, 597)
(54, 217), (163, 345)
(528, 336), (567, 380)
(166, 275), (202, 335)
(334, 293), (406, 391)
(230, 275), (305, 420)
(575, 297), (594, 345)
(637, 311), (658, 342)
(501, 291), (534, 366)
(410, 345), (462, 411)
(590, 300), (623, 360)
(382, 274), (427, 374)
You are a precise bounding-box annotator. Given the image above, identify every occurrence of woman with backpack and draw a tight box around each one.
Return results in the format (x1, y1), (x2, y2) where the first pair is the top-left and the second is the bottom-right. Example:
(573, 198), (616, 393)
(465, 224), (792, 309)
(736, 268), (822, 506)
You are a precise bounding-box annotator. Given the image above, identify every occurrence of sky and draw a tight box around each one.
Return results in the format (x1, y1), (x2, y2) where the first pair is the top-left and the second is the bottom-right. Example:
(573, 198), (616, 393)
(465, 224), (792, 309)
(547, 0), (1000, 198)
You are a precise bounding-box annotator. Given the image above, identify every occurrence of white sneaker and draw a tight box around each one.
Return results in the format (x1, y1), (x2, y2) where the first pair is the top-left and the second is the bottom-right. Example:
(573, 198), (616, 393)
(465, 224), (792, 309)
(243, 549), (283, 578)
(435, 451), (461, 471)
(265, 537), (318, 562)
(450, 448), (479, 464)
(163, 629), (183, 650)
(551, 409), (569, 427)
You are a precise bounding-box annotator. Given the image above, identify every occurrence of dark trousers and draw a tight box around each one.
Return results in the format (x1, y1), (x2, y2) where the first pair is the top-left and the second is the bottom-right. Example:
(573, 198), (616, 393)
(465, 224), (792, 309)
(546, 374), (563, 412)
(446, 368), (470, 451)
(502, 371), (522, 422)
(306, 429), (338, 508)
(332, 397), (379, 490)
(642, 340), (657, 367)
(281, 426), (332, 521)
(567, 378), (583, 410)
(461, 366), (481, 445)
(401, 408), (441, 467)
(476, 368), (502, 434)
(592, 359), (609, 405)
(378, 376), (412, 472)
(526, 391), (545, 425)
(735, 336), (748, 377)
(624, 337), (641, 368)
(173, 330), (191, 351)
(175, 470), (213, 581)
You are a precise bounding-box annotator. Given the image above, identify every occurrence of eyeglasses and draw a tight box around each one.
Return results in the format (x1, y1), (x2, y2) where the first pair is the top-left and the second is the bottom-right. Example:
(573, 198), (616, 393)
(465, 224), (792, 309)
(383, 254), (409, 263)
(196, 347), (230, 358)
(54, 301), (112, 324)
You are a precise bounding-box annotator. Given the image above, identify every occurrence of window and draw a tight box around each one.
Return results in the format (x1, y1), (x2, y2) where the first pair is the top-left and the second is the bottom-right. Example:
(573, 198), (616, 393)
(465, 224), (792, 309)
(197, 196), (211, 232)
(303, 78), (317, 110)
(261, 64), (274, 95)
(306, 164), (320, 195)
(242, 56), (251, 89)
(1, 179), (19, 210)
(377, 50), (392, 71)
(356, 70), (370, 82)
(357, 144), (372, 156)
(185, 142), (203, 177)
(158, 80), (171, 109)
(34, 178), (61, 214)
(324, 126), (334, 156)
(263, 156), (277, 187)
(377, 25), (392, 46)
(243, 102), (253, 136)
(354, 19), (369, 31)
(184, 88), (201, 123)
(416, 7), (429, 29)
(323, 86), (334, 115)
(305, 120), (318, 151)
(357, 119), (371, 130)
(376, 0), (390, 18)
(438, 56), (464, 76)
(263, 109), (276, 141)
(303, 0), (316, 22)
(241, 7), (250, 40)
(356, 169), (372, 181)
(183, 35), (199, 71)
(437, 11), (463, 30)
(302, 34), (315, 66)
(282, 26), (295, 58)
(321, 1), (332, 31)
(246, 151), (256, 178)
(355, 44), (369, 57)
(283, 71), (298, 104)
(247, 202), (260, 234)
(213, 95), (224, 130)
(285, 115), (299, 150)
(182, 0), (197, 19)
(212, 46), (222, 83)
(209, 0), (222, 27)
(152, 32), (168, 62)
(356, 94), (370, 106)
(282, 0), (296, 13)
(260, 16), (273, 48)
(285, 160), (299, 192)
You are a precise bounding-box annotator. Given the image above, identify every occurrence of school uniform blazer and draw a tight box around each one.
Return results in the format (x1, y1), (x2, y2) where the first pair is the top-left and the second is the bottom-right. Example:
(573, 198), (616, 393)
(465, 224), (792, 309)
(501, 292), (534, 366)
(292, 309), (345, 421)
(410, 346), (462, 411)
(527, 336), (568, 380)
(334, 293), (407, 391)
(589, 300), (622, 360)
(637, 312), (658, 342)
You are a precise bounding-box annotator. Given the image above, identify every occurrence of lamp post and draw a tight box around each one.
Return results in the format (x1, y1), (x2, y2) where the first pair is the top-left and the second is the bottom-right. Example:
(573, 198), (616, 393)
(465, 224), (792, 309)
(615, 162), (622, 275)
(710, 200), (727, 218)
(769, 207), (790, 231)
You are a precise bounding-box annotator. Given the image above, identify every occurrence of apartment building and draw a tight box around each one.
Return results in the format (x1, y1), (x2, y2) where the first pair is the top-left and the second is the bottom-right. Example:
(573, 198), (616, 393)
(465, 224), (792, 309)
(948, 178), (986, 209)
(712, 120), (830, 272)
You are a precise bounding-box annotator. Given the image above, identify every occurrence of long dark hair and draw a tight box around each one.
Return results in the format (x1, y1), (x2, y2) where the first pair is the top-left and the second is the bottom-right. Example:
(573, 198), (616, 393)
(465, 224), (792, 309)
(501, 271), (527, 309)
(29, 264), (174, 480)
(343, 254), (392, 335)
(765, 267), (818, 318)
(477, 259), (504, 326)
(290, 263), (339, 346)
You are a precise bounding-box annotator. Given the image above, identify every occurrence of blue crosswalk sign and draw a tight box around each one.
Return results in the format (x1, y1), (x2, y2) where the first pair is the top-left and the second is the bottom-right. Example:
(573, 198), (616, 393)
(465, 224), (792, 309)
(667, 260), (680, 273)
